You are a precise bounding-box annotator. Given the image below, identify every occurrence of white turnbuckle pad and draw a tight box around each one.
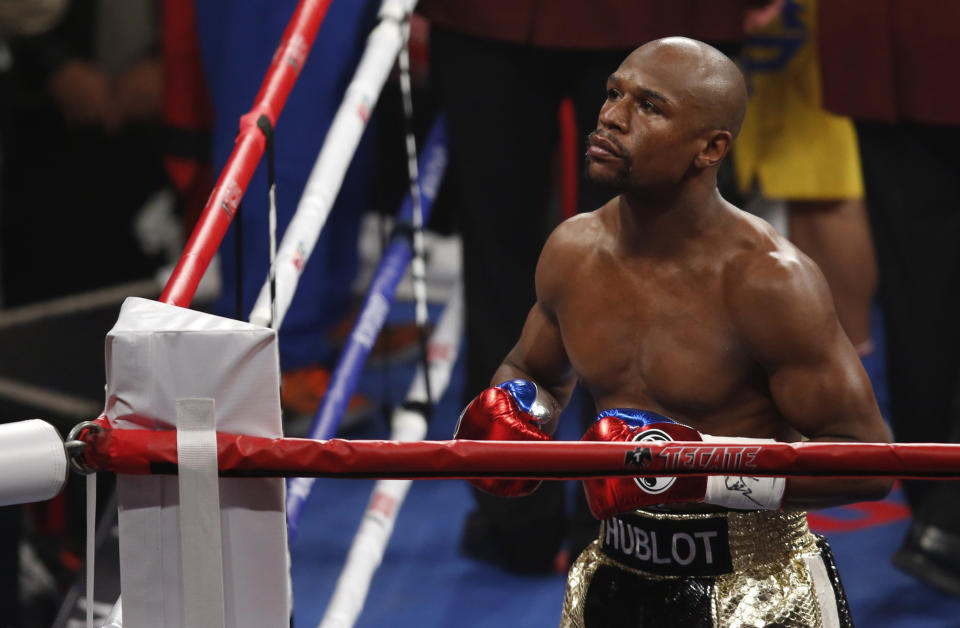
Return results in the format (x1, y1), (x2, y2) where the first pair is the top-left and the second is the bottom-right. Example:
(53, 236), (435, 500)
(105, 297), (289, 627)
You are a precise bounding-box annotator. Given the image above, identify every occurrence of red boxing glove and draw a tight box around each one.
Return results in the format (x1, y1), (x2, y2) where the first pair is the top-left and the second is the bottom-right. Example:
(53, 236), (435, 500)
(581, 410), (707, 519)
(582, 410), (786, 519)
(454, 380), (552, 497)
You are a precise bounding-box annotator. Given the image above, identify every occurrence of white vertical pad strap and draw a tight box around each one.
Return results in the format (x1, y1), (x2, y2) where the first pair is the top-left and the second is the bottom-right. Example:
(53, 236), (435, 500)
(176, 398), (226, 628)
(106, 297), (289, 628)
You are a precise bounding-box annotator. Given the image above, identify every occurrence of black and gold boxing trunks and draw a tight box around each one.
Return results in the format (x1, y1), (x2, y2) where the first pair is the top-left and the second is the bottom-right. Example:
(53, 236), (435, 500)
(560, 509), (853, 627)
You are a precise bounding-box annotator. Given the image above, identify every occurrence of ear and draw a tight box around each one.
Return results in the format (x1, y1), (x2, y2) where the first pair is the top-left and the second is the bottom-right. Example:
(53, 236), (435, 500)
(694, 130), (733, 169)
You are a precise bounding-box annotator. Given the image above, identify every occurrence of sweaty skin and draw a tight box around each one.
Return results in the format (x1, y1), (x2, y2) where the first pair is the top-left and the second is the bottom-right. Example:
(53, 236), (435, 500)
(491, 37), (892, 511)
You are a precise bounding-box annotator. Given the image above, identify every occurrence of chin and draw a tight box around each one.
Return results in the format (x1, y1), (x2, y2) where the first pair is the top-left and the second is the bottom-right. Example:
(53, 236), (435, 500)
(586, 160), (628, 191)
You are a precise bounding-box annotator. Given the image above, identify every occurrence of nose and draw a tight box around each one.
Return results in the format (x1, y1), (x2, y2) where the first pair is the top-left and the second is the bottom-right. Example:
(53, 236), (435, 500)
(598, 97), (628, 133)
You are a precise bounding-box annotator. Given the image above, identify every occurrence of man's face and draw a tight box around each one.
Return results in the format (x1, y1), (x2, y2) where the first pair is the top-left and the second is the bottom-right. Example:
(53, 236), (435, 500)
(585, 48), (706, 191)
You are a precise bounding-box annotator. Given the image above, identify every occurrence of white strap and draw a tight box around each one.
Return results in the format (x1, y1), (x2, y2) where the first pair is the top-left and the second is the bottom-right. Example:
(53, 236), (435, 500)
(176, 398), (226, 628)
(701, 434), (785, 510)
(705, 474), (785, 510)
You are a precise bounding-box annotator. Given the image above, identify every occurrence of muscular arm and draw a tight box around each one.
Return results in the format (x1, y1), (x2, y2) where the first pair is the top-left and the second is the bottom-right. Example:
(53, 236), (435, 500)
(489, 220), (584, 434)
(730, 247), (893, 510)
(493, 302), (576, 435)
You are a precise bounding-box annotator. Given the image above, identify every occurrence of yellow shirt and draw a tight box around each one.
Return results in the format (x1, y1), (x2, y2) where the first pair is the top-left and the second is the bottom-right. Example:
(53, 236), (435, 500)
(734, 0), (864, 200)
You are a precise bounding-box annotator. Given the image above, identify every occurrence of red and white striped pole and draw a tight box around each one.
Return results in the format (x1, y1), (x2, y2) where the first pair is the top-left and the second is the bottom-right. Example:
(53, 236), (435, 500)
(159, 0), (334, 308)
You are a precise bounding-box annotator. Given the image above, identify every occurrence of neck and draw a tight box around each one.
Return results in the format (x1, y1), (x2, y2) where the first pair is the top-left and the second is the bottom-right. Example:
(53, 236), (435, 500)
(614, 174), (724, 256)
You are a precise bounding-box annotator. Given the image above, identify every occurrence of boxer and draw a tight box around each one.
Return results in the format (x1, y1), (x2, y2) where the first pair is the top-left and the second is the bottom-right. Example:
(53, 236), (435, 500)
(455, 36), (890, 627)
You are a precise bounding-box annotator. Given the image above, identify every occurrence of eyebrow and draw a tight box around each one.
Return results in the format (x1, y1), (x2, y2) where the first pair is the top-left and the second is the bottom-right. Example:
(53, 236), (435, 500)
(607, 74), (670, 105)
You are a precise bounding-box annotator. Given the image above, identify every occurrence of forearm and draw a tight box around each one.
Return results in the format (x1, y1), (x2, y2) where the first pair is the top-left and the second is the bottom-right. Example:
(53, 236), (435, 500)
(780, 477), (893, 511)
(780, 437), (894, 511)
(764, 342), (894, 510)
(778, 391), (894, 511)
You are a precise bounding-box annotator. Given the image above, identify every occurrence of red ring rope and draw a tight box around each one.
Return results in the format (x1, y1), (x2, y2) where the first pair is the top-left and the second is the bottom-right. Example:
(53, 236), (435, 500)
(77, 421), (960, 480)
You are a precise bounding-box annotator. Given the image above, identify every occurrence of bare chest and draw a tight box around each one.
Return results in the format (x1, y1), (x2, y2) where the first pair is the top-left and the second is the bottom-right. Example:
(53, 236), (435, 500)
(557, 261), (756, 419)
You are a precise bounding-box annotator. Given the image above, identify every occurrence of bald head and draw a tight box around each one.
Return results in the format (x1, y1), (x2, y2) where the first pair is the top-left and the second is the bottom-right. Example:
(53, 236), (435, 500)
(624, 37), (748, 138)
(587, 37), (748, 190)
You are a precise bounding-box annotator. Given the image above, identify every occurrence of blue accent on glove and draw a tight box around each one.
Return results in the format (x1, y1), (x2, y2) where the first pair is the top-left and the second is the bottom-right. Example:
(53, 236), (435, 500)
(595, 408), (675, 429)
(497, 379), (538, 415)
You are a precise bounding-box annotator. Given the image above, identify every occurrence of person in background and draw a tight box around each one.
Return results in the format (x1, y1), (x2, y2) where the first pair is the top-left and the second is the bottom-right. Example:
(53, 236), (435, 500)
(193, 0), (383, 428)
(734, 0), (877, 358)
(817, 0), (960, 595)
(1, 0), (168, 306)
(0, 0), (65, 41)
(1, 2), (164, 624)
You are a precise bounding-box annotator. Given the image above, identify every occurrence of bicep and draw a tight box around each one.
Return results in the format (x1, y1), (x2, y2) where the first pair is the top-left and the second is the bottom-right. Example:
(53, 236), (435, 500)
(767, 335), (887, 443)
(766, 325), (893, 509)
(760, 295), (893, 508)
(735, 255), (889, 443)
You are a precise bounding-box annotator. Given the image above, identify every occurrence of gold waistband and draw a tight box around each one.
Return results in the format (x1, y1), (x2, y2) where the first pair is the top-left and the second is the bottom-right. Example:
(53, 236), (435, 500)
(600, 508), (817, 576)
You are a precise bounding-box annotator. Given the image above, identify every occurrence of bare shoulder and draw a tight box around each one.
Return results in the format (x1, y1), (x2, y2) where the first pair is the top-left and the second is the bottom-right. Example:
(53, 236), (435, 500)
(541, 210), (605, 259)
(536, 208), (608, 308)
(725, 213), (830, 307)
(722, 210), (838, 363)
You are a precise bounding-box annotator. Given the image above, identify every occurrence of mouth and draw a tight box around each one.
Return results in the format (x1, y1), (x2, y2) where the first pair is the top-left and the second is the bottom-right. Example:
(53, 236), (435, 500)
(586, 133), (622, 160)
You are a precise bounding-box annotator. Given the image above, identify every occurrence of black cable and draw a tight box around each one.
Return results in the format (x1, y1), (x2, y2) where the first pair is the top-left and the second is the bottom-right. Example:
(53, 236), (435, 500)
(256, 114), (278, 329)
(235, 202), (243, 320)
(396, 20), (434, 412)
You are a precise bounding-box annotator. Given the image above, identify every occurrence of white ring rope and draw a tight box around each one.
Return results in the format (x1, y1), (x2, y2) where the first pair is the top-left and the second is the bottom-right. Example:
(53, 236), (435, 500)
(319, 280), (464, 628)
(249, 0), (419, 329)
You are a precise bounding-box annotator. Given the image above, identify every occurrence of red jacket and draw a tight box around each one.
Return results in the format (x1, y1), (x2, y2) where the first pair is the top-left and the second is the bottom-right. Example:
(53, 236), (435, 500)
(819, 0), (960, 125)
(416, 0), (757, 50)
